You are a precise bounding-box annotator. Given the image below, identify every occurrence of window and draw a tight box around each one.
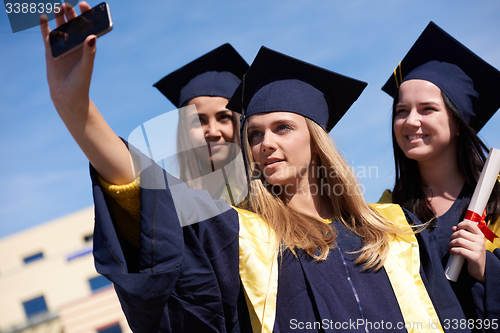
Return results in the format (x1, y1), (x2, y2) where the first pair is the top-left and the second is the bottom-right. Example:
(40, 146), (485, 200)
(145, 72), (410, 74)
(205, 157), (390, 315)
(97, 323), (122, 333)
(88, 275), (112, 292)
(23, 296), (48, 318)
(23, 252), (44, 264)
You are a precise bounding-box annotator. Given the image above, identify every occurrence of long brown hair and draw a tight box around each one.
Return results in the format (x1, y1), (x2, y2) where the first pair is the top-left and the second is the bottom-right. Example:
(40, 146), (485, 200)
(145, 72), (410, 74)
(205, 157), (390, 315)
(242, 117), (405, 270)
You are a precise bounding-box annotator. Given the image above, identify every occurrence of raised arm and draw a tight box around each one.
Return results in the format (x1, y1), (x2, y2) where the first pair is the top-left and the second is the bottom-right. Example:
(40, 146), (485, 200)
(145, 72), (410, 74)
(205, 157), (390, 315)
(40, 2), (135, 185)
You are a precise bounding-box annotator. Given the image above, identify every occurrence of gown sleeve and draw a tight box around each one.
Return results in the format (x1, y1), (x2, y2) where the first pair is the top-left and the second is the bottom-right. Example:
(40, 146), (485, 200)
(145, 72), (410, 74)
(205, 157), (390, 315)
(402, 209), (473, 332)
(90, 141), (246, 332)
(470, 249), (500, 331)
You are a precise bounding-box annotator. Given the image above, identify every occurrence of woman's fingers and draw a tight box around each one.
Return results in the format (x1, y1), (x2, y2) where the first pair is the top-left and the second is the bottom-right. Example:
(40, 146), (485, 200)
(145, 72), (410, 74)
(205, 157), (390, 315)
(448, 220), (486, 283)
(39, 14), (55, 60)
(39, 14), (50, 42)
(54, 2), (87, 27)
(64, 2), (77, 21)
(450, 221), (482, 238)
(54, 4), (66, 27)
(79, 1), (92, 13)
(448, 238), (480, 255)
(50, 2), (94, 33)
(449, 221), (483, 250)
(80, 35), (97, 83)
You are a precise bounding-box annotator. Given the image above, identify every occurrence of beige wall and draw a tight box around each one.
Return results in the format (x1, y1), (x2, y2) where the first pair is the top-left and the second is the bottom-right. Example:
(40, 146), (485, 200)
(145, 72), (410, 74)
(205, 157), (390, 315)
(59, 287), (130, 333)
(0, 207), (128, 332)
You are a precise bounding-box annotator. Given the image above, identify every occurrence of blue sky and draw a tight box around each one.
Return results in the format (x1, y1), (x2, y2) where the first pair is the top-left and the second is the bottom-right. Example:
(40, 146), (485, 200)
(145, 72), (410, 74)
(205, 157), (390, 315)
(1, 0), (499, 239)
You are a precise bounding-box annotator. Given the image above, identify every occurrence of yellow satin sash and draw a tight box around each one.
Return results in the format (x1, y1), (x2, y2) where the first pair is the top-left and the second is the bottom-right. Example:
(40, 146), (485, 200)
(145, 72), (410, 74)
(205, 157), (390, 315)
(486, 217), (500, 252)
(486, 177), (500, 252)
(234, 204), (443, 333)
(371, 203), (443, 333)
(234, 207), (278, 333)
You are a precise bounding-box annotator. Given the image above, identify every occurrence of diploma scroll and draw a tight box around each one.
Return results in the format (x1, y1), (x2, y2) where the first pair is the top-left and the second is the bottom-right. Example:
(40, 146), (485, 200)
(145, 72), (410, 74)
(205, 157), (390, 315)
(445, 148), (500, 282)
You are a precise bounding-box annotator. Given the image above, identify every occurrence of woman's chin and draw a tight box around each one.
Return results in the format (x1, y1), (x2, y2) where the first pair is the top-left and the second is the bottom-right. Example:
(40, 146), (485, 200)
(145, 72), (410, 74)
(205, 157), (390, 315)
(212, 153), (235, 169)
(264, 175), (294, 188)
(403, 149), (431, 162)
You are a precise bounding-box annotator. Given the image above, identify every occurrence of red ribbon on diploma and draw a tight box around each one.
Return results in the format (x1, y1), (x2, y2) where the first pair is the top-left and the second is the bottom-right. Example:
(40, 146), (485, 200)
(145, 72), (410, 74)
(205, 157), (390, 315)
(464, 210), (499, 243)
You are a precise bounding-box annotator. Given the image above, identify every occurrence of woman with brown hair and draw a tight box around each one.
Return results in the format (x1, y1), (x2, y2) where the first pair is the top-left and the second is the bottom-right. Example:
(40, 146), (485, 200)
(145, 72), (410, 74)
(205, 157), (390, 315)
(381, 21), (500, 329)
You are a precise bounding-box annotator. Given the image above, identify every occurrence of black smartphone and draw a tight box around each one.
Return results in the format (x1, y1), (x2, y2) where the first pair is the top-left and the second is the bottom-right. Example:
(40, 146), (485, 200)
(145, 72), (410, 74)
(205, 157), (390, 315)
(49, 2), (113, 59)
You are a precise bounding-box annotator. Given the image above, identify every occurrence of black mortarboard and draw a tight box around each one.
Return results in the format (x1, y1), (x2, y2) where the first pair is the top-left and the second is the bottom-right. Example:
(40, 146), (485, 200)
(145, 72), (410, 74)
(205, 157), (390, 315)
(382, 21), (500, 132)
(226, 46), (367, 133)
(154, 43), (249, 108)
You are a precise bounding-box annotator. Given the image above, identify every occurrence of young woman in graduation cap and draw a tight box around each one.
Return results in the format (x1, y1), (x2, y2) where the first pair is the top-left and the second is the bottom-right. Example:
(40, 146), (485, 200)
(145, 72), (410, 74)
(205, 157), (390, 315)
(380, 21), (500, 327)
(40, 4), (462, 332)
(152, 44), (248, 206)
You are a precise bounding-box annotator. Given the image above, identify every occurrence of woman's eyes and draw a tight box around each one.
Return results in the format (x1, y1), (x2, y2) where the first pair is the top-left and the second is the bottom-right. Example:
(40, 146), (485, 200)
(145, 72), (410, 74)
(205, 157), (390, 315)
(395, 108), (408, 115)
(277, 124), (292, 132)
(248, 131), (262, 141)
(218, 114), (232, 121)
(395, 107), (437, 116)
(248, 124), (292, 142)
(189, 114), (232, 127)
(190, 117), (203, 127)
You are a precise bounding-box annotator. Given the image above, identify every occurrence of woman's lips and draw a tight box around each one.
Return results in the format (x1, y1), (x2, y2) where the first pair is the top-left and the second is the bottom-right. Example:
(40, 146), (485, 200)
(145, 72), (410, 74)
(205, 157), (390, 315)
(406, 134), (426, 143)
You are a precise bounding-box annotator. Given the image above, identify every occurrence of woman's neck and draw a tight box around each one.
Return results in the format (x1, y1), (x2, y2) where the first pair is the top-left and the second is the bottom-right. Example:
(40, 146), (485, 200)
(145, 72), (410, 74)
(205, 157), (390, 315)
(283, 176), (334, 220)
(418, 157), (464, 217)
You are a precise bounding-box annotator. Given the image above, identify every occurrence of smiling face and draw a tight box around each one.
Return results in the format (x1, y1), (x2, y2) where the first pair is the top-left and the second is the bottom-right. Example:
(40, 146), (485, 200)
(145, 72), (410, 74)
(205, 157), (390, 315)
(184, 96), (235, 170)
(247, 112), (314, 191)
(393, 79), (460, 165)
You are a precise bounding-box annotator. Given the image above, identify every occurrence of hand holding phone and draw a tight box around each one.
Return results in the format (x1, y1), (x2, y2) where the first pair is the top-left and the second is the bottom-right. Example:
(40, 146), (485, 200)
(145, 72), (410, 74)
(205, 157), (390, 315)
(39, 2), (135, 189)
(49, 2), (113, 59)
(40, 1), (105, 116)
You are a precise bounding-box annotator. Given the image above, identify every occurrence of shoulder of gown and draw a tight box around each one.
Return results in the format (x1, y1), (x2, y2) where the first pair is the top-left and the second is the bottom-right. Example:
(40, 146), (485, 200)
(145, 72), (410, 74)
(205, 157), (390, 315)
(91, 140), (247, 332)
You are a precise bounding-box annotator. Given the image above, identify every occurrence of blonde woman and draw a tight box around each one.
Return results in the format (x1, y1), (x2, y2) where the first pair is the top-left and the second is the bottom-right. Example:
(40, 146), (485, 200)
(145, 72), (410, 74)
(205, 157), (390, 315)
(41, 4), (464, 331)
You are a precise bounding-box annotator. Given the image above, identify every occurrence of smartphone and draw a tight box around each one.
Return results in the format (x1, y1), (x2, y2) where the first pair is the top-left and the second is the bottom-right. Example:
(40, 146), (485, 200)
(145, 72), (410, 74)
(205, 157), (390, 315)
(49, 2), (113, 59)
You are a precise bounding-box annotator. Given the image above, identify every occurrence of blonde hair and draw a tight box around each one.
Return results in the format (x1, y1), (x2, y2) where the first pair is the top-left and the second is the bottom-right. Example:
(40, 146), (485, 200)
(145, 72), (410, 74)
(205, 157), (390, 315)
(242, 117), (405, 270)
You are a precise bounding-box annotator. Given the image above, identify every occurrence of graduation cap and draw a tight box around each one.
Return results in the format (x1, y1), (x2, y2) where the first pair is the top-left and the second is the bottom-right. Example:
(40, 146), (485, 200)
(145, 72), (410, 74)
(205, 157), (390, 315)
(154, 43), (249, 108)
(382, 21), (500, 132)
(226, 46), (367, 133)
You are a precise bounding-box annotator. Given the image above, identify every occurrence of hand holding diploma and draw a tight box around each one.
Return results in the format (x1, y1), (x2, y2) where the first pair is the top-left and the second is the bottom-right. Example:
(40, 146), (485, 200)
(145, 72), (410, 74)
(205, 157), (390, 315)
(445, 148), (500, 282)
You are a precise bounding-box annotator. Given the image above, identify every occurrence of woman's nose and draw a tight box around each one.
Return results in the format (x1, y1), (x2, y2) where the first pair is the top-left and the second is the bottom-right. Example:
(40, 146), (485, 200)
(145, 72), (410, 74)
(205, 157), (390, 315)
(405, 109), (421, 128)
(205, 120), (221, 139)
(261, 131), (277, 152)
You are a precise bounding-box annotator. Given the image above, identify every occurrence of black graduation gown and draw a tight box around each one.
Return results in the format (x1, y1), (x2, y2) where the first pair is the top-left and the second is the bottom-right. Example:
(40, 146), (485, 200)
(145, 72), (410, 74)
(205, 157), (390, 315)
(90, 144), (473, 332)
(408, 185), (500, 333)
(274, 221), (408, 333)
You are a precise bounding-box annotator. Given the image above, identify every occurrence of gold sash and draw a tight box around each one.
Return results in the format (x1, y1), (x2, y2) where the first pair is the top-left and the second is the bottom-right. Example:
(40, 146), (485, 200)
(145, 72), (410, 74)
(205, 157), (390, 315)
(234, 204), (443, 333)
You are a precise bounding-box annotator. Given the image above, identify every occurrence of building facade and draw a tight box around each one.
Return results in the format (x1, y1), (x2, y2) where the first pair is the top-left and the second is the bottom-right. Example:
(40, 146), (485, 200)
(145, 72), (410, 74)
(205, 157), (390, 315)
(0, 207), (130, 333)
